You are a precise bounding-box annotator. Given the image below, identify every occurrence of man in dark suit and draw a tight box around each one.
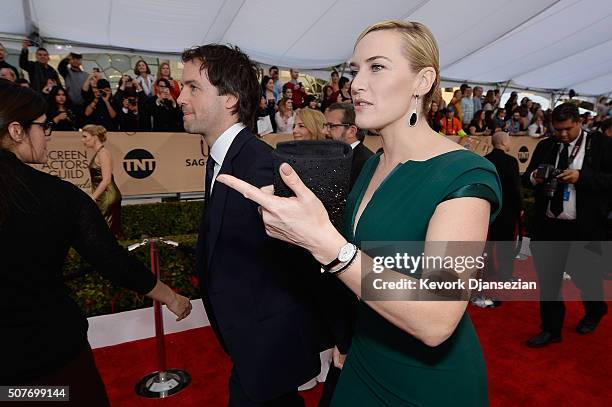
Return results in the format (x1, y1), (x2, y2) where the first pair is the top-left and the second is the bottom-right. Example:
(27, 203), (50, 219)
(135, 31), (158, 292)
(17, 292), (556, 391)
(323, 102), (374, 190)
(522, 103), (611, 348)
(178, 45), (321, 406)
(485, 132), (522, 281)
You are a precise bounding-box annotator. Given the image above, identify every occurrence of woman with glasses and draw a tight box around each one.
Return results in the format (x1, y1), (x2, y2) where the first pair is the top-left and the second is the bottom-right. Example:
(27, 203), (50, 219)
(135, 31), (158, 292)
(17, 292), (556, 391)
(293, 108), (326, 141)
(0, 79), (192, 406)
(80, 124), (124, 238)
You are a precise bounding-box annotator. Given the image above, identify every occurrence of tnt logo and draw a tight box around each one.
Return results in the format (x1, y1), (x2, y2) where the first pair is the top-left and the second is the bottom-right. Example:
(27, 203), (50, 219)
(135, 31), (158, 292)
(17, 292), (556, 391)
(518, 146), (530, 163)
(123, 149), (156, 179)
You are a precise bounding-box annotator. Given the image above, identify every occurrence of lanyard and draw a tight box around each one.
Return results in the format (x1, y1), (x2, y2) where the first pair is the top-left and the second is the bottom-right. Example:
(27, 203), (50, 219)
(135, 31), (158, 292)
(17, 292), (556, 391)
(561, 131), (584, 166)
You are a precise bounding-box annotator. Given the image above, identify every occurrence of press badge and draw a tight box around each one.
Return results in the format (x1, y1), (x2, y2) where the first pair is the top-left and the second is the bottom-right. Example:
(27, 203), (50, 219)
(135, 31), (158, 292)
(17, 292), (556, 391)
(563, 185), (570, 201)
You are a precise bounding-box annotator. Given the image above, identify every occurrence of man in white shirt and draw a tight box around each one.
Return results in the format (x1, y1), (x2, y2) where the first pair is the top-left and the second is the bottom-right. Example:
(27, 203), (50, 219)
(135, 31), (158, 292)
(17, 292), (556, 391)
(460, 85), (474, 129)
(523, 103), (611, 348)
(178, 44), (322, 406)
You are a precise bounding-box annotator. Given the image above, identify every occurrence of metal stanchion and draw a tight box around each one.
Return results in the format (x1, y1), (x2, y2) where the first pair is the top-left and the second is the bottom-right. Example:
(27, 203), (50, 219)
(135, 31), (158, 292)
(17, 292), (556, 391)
(130, 238), (191, 398)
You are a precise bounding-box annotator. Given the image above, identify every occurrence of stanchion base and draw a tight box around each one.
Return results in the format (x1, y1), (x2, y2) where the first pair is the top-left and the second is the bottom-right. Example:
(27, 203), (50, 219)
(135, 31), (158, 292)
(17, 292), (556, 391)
(135, 369), (191, 398)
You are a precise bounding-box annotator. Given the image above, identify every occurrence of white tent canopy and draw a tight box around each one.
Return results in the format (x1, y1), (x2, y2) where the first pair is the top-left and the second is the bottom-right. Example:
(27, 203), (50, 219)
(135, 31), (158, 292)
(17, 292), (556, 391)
(2, 0), (611, 95)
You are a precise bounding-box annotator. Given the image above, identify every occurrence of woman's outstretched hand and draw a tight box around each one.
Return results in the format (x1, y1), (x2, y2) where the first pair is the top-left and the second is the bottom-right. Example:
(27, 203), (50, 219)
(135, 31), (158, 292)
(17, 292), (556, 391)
(216, 163), (346, 264)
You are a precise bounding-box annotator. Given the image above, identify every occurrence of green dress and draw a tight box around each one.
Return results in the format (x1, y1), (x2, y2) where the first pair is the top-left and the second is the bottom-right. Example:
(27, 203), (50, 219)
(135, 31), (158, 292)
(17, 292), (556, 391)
(89, 147), (124, 238)
(331, 149), (501, 407)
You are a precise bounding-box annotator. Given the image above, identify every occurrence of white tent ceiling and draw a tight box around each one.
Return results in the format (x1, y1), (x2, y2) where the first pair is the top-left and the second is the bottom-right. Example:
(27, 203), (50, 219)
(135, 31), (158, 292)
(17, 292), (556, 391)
(1, 0), (611, 95)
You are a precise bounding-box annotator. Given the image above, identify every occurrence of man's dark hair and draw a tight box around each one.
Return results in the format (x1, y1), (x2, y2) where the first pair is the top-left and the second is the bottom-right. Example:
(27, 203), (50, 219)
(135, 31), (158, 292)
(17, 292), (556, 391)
(600, 117), (612, 133)
(552, 102), (580, 123)
(460, 83), (469, 93)
(182, 44), (260, 130)
(96, 79), (110, 89)
(328, 102), (355, 125)
(36, 47), (48, 53)
(156, 78), (170, 88)
(331, 70), (339, 77)
(269, 65), (278, 73)
(327, 102), (364, 141)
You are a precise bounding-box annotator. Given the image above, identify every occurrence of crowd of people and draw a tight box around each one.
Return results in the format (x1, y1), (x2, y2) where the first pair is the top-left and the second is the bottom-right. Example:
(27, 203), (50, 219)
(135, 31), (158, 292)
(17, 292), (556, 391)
(427, 83), (612, 139)
(3, 40), (611, 141)
(0, 41), (184, 132)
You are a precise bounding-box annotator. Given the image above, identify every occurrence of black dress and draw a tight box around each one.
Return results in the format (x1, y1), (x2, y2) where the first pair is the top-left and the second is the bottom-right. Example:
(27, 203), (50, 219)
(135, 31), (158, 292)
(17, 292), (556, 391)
(0, 150), (156, 384)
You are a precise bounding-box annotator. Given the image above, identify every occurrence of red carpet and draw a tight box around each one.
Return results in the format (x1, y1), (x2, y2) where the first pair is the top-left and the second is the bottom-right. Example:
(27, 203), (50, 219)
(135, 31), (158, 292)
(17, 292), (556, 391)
(94, 300), (610, 406)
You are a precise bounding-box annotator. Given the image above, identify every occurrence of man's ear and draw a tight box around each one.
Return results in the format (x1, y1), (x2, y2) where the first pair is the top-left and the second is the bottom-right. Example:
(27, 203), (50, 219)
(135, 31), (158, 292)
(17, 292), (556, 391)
(225, 94), (239, 111)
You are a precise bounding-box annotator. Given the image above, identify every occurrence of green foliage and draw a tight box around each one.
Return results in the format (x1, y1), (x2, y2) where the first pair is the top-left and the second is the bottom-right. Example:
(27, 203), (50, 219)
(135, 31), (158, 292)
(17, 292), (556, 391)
(121, 200), (202, 240)
(64, 222), (199, 317)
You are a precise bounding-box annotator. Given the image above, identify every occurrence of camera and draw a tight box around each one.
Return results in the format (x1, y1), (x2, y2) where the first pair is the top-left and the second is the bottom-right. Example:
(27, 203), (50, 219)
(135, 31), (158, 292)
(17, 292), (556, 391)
(536, 164), (563, 197)
(99, 90), (107, 98)
(128, 97), (137, 106)
(65, 109), (76, 122)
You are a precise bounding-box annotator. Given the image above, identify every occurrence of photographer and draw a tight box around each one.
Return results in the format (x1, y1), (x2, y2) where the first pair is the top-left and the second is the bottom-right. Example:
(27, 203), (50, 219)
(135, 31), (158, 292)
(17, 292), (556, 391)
(113, 75), (149, 131)
(145, 78), (183, 132)
(82, 78), (117, 130)
(522, 103), (612, 348)
(116, 92), (142, 132)
(47, 85), (79, 130)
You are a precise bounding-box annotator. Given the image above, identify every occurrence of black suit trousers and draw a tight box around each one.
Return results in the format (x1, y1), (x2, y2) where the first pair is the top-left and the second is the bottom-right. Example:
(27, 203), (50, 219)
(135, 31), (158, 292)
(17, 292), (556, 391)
(531, 218), (608, 336)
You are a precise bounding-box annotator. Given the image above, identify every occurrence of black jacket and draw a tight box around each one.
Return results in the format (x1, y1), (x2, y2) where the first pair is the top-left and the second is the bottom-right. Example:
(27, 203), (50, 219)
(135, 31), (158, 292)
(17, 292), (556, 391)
(0, 150), (156, 383)
(196, 127), (322, 402)
(485, 148), (521, 231)
(19, 48), (60, 92)
(522, 131), (612, 240)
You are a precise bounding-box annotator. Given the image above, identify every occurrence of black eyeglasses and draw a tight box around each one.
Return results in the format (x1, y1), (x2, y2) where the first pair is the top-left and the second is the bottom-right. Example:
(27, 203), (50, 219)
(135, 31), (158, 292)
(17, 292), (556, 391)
(26, 121), (54, 137)
(323, 123), (352, 130)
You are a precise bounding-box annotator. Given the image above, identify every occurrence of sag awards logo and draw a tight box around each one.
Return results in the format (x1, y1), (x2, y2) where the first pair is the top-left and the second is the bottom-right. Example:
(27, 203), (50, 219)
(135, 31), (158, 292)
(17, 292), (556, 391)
(518, 146), (530, 163)
(123, 149), (156, 179)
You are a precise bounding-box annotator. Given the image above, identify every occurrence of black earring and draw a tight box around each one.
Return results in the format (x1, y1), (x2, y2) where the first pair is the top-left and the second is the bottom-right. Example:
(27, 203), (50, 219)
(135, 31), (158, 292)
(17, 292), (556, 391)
(409, 95), (419, 127)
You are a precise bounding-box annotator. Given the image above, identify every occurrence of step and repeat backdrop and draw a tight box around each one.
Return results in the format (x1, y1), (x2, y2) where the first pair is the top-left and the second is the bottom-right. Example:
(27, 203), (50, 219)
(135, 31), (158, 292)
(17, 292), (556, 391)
(34, 132), (542, 196)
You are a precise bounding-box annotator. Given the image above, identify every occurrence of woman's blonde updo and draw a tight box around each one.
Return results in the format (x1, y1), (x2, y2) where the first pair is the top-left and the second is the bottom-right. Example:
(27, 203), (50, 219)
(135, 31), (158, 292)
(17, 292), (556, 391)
(81, 124), (107, 143)
(356, 20), (441, 115)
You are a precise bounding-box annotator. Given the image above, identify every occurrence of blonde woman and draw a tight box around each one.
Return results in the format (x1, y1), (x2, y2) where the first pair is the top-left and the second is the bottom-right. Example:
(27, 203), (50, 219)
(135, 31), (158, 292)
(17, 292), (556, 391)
(220, 20), (501, 406)
(275, 97), (295, 133)
(155, 61), (181, 100)
(293, 108), (326, 141)
(81, 124), (123, 238)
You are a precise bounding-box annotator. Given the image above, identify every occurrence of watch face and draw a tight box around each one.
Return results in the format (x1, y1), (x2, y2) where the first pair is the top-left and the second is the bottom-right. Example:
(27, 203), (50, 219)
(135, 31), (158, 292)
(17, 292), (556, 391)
(338, 244), (355, 262)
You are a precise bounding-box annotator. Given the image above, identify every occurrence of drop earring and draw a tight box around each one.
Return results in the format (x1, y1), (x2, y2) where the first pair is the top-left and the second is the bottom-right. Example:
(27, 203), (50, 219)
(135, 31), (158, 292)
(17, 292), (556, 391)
(409, 95), (419, 127)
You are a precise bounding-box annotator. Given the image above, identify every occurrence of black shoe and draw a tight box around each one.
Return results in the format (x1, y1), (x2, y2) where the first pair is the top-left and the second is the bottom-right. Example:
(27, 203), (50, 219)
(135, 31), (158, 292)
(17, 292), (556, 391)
(576, 315), (603, 334)
(526, 331), (561, 348)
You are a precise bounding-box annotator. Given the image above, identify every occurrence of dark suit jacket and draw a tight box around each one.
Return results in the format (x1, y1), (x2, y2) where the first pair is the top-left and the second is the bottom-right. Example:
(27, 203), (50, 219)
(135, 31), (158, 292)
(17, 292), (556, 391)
(196, 127), (321, 402)
(350, 141), (374, 189)
(521, 131), (612, 240)
(485, 148), (521, 238)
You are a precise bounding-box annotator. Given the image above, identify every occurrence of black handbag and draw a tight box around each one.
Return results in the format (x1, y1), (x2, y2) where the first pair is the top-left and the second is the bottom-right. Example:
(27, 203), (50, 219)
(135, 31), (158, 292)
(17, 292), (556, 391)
(272, 140), (353, 229)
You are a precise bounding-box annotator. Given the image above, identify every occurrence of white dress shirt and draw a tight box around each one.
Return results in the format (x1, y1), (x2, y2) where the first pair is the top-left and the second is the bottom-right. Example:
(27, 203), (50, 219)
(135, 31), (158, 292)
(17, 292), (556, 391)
(208, 123), (246, 194)
(350, 140), (361, 150)
(530, 132), (585, 220)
